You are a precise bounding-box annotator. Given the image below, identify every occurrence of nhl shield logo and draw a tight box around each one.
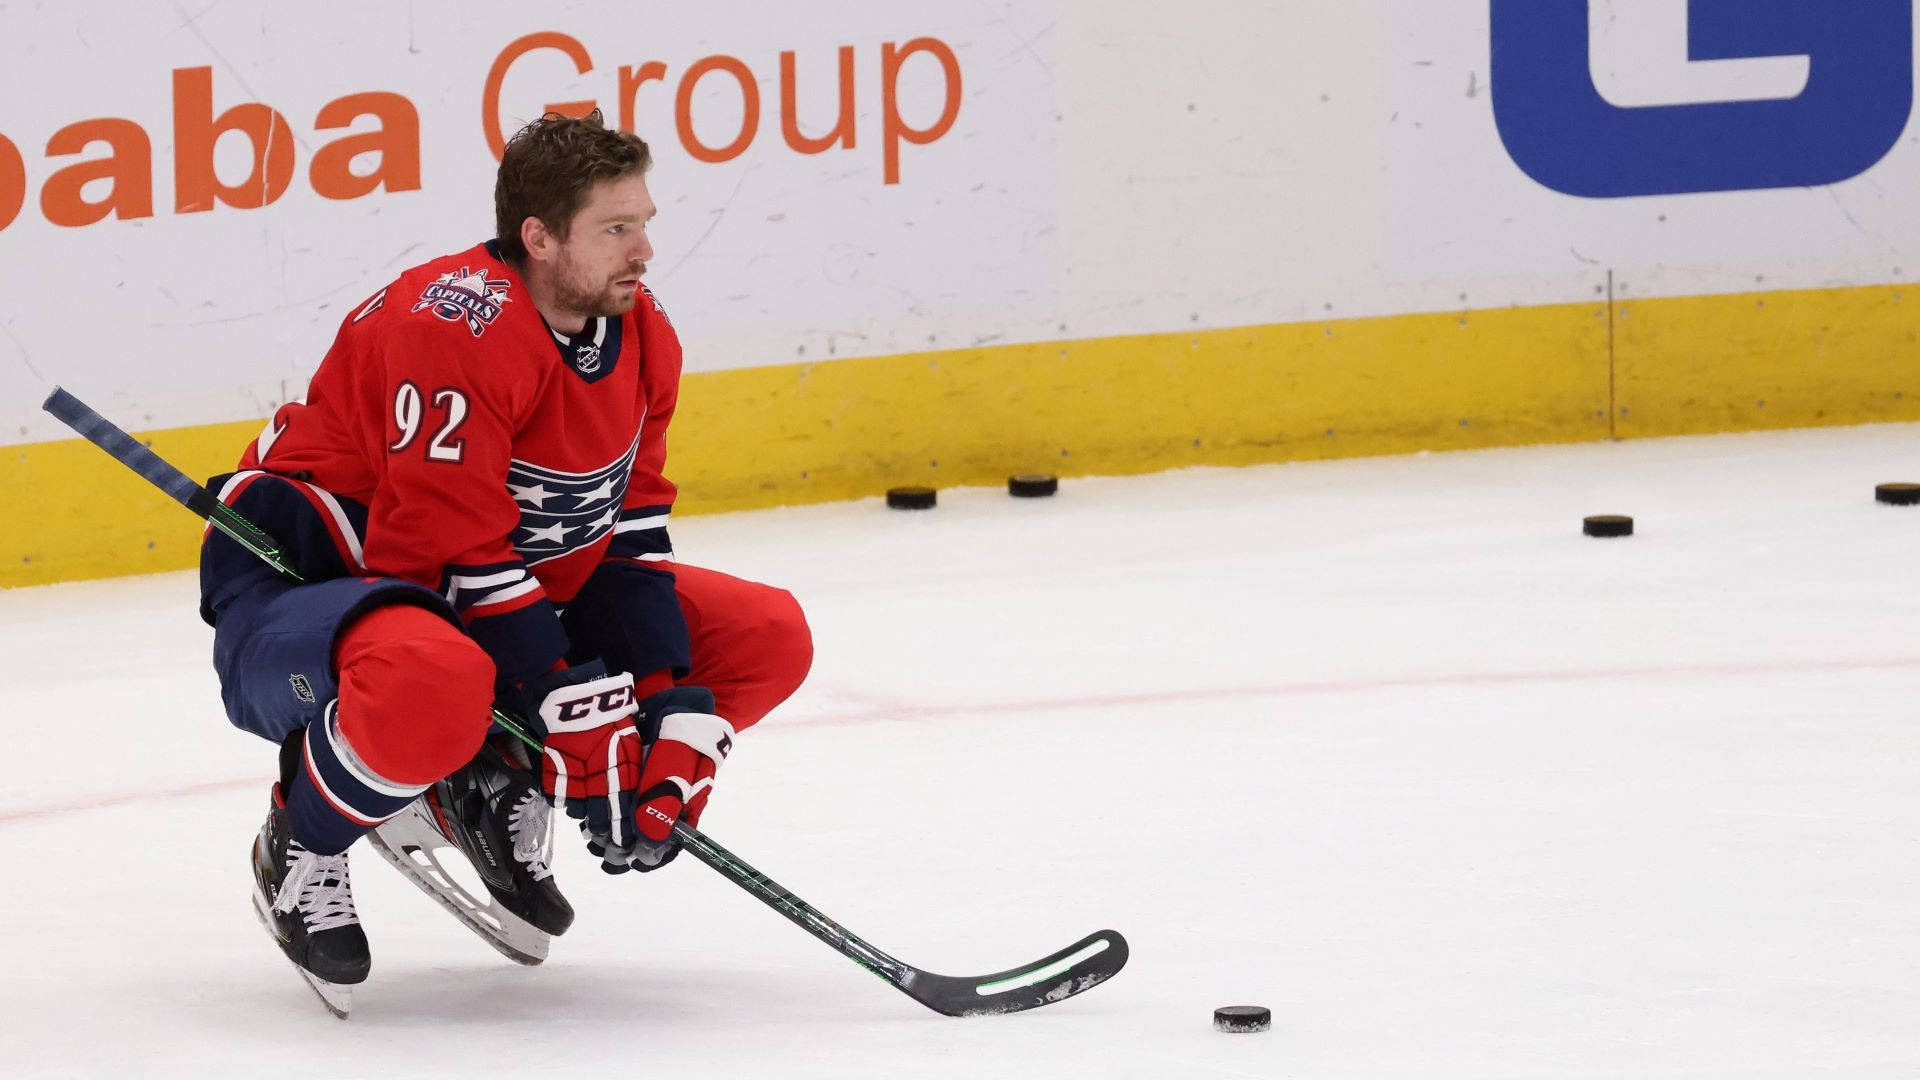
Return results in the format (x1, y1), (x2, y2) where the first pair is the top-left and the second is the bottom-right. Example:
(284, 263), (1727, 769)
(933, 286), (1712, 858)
(413, 267), (511, 337)
(574, 343), (602, 374)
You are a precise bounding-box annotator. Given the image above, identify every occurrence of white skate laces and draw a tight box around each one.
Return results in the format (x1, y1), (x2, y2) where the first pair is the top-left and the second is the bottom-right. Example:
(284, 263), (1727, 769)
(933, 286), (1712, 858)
(273, 839), (361, 933)
(507, 790), (555, 882)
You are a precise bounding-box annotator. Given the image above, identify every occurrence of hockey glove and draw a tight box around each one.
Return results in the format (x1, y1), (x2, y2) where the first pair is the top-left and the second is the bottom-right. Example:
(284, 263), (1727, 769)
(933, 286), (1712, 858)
(520, 661), (643, 851)
(585, 685), (735, 874)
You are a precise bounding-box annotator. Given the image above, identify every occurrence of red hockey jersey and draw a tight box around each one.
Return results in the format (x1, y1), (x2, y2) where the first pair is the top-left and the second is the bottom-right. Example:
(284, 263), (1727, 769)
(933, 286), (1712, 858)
(228, 241), (685, 687)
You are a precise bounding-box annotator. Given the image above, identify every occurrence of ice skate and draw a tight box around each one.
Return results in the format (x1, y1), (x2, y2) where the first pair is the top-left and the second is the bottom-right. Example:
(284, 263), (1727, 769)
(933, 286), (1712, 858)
(368, 739), (572, 964)
(250, 792), (369, 1018)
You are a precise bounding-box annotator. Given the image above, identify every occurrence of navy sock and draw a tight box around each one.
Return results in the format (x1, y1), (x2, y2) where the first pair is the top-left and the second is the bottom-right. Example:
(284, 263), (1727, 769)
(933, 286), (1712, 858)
(284, 702), (429, 855)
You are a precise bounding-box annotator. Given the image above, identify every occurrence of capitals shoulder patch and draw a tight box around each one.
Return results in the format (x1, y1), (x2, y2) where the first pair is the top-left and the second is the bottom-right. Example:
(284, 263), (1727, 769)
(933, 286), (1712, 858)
(640, 283), (671, 327)
(413, 268), (511, 337)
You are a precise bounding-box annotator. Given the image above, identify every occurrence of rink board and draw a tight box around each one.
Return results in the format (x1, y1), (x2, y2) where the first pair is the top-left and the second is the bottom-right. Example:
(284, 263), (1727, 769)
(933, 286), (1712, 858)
(9, 281), (1918, 587)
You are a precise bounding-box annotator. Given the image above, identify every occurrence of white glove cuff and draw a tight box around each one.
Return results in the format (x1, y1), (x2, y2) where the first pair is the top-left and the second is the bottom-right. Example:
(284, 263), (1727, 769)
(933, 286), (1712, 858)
(657, 711), (737, 767)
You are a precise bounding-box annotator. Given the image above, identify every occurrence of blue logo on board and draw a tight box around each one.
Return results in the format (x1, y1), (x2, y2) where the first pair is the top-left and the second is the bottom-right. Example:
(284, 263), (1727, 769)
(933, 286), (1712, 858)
(1490, 1), (1913, 198)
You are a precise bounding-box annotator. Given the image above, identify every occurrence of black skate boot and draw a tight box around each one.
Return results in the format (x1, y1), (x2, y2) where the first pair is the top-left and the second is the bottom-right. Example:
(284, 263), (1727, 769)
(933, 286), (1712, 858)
(367, 737), (572, 964)
(250, 787), (369, 1019)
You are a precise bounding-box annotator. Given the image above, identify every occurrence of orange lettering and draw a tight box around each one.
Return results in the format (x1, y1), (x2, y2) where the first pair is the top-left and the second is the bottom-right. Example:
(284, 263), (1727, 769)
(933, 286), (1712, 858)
(619, 62), (668, 135)
(172, 67), (295, 213)
(311, 92), (421, 201)
(676, 55), (760, 164)
(880, 38), (962, 185)
(0, 134), (23, 232)
(41, 118), (153, 227)
(484, 32), (596, 162)
(780, 47), (856, 154)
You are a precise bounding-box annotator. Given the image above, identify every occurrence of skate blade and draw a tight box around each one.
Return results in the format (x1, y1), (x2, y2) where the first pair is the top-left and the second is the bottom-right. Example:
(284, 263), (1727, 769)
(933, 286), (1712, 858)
(250, 890), (353, 1019)
(296, 968), (354, 1019)
(367, 803), (551, 966)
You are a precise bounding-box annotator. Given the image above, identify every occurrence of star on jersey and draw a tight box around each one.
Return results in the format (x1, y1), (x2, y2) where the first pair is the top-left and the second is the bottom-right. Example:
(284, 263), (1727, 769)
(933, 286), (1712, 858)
(507, 481), (554, 508)
(504, 435), (640, 565)
(521, 522), (573, 546)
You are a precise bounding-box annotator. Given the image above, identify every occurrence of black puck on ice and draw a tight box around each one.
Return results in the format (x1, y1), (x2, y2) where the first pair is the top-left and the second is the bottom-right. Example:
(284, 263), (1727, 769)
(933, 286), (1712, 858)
(1008, 473), (1058, 498)
(886, 486), (937, 510)
(1214, 1006), (1271, 1034)
(1875, 482), (1920, 506)
(1582, 514), (1634, 538)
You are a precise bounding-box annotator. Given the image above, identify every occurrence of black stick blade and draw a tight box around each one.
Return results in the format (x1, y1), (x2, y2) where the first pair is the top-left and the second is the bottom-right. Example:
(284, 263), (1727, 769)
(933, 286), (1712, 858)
(900, 930), (1128, 1017)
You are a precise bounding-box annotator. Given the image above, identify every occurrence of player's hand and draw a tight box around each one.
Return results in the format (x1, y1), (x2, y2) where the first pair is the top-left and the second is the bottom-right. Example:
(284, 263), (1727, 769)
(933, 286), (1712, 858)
(521, 661), (643, 850)
(584, 685), (735, 874)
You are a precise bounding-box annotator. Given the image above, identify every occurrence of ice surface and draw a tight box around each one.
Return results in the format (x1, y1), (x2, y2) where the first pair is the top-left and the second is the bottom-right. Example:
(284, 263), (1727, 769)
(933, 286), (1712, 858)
(3, 424), (1918, 1078)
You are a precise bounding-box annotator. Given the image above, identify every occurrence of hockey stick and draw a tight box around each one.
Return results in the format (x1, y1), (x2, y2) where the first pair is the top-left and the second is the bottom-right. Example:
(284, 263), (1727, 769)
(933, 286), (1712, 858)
(42, 388), (304, 580)
(41, 386), (1130, 1017)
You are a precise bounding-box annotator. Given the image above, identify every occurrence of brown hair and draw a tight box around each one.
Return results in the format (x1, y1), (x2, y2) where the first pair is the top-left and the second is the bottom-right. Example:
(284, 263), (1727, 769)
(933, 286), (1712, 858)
(494, 110), (651, 263)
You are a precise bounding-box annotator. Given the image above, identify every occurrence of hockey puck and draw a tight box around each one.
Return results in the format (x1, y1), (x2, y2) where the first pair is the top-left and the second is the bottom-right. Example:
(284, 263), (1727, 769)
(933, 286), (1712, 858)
(1214, 1006), (1271, 1034)
(885, 486), (937, 510)
(1582, 514), (1633, 538)
(1875, 482), (1920, 506)
(1008, 473), (1058, 498)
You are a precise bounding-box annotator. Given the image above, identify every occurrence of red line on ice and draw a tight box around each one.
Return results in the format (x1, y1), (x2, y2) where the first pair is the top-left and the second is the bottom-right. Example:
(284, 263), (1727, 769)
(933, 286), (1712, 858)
(788, 655), (1920, 726)
(5, 655), (1918, 825)
(0, 778), (259, 826)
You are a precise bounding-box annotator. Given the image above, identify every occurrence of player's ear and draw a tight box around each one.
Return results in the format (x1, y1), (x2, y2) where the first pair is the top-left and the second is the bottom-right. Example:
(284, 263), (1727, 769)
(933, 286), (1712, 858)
(521, 216), (555, 263)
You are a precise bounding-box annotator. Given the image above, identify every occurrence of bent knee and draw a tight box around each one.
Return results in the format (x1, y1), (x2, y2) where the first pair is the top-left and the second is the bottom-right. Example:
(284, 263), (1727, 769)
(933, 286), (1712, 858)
(334, 603), (496, 784)
(761, 589), (814, 691)
(730, 589), (813, 726)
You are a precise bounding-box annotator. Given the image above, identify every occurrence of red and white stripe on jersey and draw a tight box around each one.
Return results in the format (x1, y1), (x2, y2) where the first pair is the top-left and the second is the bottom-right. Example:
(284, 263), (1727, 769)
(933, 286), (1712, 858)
(443, 561), (546, 617)
(212, 469), (368, 572)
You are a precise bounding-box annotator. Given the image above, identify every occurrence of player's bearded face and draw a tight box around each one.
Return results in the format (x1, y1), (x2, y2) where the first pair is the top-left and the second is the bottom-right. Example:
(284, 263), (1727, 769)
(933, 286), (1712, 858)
(550, 173), (657, 319)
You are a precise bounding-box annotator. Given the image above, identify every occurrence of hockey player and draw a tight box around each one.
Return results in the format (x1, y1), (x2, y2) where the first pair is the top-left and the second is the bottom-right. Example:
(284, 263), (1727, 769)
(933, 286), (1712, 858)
(198, 111), (813, 1014)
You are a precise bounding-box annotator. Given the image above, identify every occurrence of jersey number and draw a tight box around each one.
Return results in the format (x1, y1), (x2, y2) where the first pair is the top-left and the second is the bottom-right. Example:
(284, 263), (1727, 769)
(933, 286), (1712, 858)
(389, 381), (469, 463)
